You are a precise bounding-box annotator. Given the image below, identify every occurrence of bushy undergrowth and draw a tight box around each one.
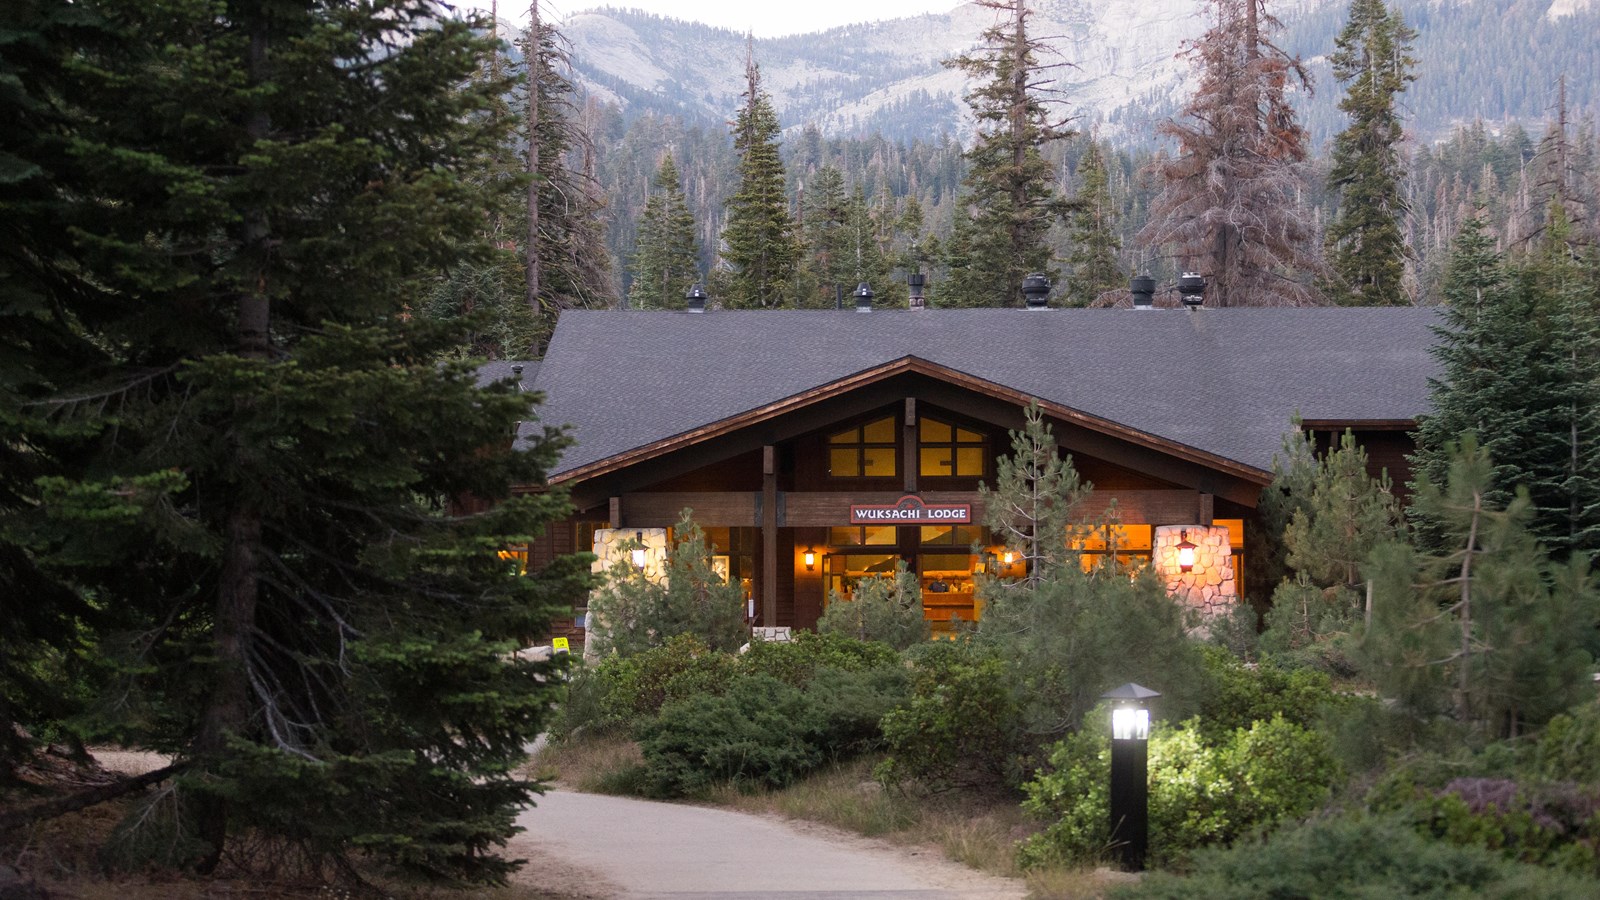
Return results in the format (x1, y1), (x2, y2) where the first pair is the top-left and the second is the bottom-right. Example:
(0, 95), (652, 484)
(1020, 710), (1338, 868)
(1363, 702), (1600, 875)
(816, 560), (930, 650)
(557, 631), (909, 798)
(1117, 814), (1600, 899)
(875, 640), (1024, 794)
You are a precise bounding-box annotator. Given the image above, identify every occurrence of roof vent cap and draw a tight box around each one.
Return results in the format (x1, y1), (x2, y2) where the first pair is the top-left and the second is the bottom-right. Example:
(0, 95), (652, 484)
(1022, 272), (1051, 309)
(1130, 274), (1156, 309)
(907, 272), (926, 311)
(684, 283), (708, 313)
(1178, 272), (1206, 309)
(854, 282), (874, 312)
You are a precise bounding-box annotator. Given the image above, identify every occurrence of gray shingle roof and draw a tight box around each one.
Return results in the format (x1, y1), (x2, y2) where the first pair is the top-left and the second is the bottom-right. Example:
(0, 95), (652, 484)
(524, 308), (1441, 478)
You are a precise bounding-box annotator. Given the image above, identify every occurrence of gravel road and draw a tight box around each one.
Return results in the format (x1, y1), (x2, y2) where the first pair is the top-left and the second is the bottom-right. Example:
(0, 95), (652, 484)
(507, 790), (1027, 900)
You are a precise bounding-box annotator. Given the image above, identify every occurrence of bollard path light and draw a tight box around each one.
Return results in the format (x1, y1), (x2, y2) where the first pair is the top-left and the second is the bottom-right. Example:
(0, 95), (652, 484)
(1103, 682), (1160, 872)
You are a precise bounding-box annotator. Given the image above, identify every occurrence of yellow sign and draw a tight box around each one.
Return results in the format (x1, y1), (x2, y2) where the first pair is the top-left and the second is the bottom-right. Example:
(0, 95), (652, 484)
(552, 637), (570, 654)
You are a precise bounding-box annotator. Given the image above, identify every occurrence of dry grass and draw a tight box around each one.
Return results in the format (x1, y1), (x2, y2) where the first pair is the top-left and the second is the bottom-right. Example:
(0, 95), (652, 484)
(526, 729), (644, 793)
(1024, 866), (1143, 900)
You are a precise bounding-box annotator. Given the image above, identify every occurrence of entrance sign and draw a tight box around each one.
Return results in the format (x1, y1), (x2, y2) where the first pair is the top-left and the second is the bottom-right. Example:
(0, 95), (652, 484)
(850, 495), (972, 525)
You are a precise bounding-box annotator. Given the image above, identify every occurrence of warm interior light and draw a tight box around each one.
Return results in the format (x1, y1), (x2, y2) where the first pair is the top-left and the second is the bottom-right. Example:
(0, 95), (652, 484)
(1002, 550), (1015, 565)
(803, 550), (816, 571)
(1112, 706), (1150, 741)
(1176, 530), (1197, 573)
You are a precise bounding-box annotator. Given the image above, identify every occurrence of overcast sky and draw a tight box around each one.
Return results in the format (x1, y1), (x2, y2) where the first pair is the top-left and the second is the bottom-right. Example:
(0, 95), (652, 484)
(450, 0), (959, 38)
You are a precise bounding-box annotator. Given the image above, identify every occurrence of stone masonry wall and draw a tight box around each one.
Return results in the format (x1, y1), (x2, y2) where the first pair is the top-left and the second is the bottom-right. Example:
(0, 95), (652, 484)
(1154, 525), (1237, 622)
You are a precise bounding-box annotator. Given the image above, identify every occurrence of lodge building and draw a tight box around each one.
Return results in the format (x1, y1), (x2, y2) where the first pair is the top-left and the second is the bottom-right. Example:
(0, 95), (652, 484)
(493, 292), (1438, 644)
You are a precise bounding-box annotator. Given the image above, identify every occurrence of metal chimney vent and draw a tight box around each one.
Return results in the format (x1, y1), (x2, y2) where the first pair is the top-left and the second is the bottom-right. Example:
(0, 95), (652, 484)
(908, 272), (926, 311)
(1130, 274), (1155, 309)
(1177, 272), (1206, 308)
(1022, 273), (1051, 309)
(854, 282), (874, 312)
(684, 283), (707, 313)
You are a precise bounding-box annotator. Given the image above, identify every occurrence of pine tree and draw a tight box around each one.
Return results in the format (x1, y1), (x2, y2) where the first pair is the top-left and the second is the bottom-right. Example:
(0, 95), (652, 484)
(1064, 140), (1123, 306)
(0, 0), (109, 781)
(1138, 0), (1327, 306)
(721, 47), (798, 308)
(629, 153), (700, 309)
(1261, 431), (1402, 654)
(1361, 438), (1598, 737)
(979, 403), (1094, 587)
(521, 13), (614, 339)
(0, 0), (589, 879)
(1411, 210), (1600, 559)
(1325, 0), (1417, 306)
(798, 165), (850, 306)
(842, 185), (894, 300)
(943, 0), (1071, 307)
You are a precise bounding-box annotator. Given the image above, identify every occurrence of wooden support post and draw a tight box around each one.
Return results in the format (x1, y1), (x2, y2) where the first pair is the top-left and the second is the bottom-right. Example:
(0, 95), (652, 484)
(608, 496), (621, 529)
(762, 445), (778, 626)
(1197, 493), (1214, 526)
(903, 397), (918, 493)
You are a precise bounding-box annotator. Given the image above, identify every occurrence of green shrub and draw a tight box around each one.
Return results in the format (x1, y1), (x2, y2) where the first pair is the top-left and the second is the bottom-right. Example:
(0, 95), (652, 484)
(1356, 703), (1600, 874)
(805, 664), (910, 758)
(1021, 712), (1338, 867)
(976, 563), (1208, 740)
(1118, 814), (1600, 899)
(816, 560), (930, 649)
(586, 511), (747, 657)
(597, 633), (738, 723)
(876, 641), (1024, 793)
(635, 674), (823, 796)
(739, 630), (901, 687)
(1193, 644), (1341, 744)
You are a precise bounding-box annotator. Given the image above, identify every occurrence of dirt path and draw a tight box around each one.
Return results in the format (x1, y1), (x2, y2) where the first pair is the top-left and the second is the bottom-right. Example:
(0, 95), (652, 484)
(94, 750), (1026, 899)
(505, 789), (1027, 900)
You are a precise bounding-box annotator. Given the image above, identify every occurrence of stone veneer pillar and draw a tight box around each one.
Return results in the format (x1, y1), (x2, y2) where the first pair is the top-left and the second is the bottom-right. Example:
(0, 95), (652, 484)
(1153, 525), (1237, 623)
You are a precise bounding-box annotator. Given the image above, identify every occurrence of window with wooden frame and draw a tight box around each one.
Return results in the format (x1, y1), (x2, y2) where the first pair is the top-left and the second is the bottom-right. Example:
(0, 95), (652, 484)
(918, 417), (987, 477)
(827, 415), (898, 478)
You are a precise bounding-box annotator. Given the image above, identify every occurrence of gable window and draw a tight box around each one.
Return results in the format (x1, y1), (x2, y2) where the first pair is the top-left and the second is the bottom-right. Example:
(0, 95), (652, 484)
(919, 418), (987, 477)
(828, 415), (897, 478)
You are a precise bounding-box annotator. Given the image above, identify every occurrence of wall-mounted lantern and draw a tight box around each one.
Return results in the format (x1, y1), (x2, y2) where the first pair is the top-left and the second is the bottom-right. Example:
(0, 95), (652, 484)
(630, 531), (647, 571)
(1103, 682), (1161, 872)
(803, 549), (816, 571)
(1176, 530), (1197, 573)
(1002, 550), (1016, 566)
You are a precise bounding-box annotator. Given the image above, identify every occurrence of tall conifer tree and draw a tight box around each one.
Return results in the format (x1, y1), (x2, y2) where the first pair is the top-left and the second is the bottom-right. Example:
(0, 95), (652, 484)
(1064, 140), (1123, 306)
(1325, 0), (1417, 306)
(522, 16), (614, 335)
(721, 47), (798, 308)
(629, 153), (700, 308)
(0, 0), (588, 879)
(944, 0), (1071, 307)
(1138, 0), (1326, 306)
(1411, 210), (1600, 558)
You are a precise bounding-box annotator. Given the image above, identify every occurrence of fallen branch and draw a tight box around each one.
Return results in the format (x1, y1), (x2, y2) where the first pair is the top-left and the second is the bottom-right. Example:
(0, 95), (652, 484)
(0, 760), (191, 832)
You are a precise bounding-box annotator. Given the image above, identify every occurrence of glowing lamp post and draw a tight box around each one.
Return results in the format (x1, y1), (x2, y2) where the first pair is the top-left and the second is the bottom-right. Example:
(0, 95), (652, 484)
(1103, 682), (1160, 872)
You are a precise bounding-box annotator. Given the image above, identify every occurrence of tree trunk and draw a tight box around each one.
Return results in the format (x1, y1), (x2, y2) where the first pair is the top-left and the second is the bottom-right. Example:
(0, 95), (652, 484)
(525, 0), (542, 325)
(192, 10), (274, 873)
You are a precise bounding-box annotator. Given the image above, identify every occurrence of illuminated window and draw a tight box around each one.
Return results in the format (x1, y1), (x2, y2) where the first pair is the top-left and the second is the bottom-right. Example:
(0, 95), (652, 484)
(829, 525), (899, 546)
(919, 524), (983, 546)
(1074, 524), (1153, 571)
(828, 416), (898, 477)
(919, 418), (987, 477)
